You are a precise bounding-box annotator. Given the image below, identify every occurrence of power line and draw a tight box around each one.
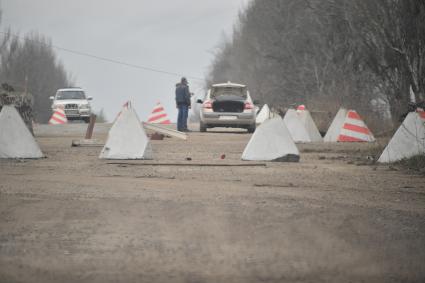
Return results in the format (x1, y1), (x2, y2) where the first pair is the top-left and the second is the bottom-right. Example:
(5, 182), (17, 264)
(0, 31), (204, 82)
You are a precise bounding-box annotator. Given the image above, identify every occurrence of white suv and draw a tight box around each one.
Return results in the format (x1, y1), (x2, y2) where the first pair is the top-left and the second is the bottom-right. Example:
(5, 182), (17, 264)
(50, 88), (93, 123)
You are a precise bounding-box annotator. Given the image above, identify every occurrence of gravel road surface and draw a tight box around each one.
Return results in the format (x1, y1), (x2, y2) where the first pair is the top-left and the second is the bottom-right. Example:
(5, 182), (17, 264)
(1, 123), (424, 283)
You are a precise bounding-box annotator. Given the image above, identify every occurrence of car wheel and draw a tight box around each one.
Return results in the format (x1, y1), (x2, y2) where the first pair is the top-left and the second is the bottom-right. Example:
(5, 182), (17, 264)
(200, 122), (207, 132)
(247, 124), (256, 133)
(83, 117), (90, 123)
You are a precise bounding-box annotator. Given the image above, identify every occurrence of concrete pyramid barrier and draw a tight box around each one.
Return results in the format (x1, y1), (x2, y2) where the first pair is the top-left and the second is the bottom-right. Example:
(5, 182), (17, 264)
(283, 109), (311, 143)
(378, 110), (425, 163)
(256, 104), (280, 124)
(297, 108), (323, 142)
(0, 105), (43, 159)
(324, 108), (347, 142)
(324, 108), (375, 142)
(242, 117), (299, 162)
(256, 104), (271, 124)
(99, 103), (153, 159)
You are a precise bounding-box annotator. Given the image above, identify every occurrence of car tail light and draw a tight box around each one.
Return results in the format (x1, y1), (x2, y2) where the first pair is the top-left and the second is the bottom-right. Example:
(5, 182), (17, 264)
(203, 101), (212, 109)
(244, 102), (254, 110)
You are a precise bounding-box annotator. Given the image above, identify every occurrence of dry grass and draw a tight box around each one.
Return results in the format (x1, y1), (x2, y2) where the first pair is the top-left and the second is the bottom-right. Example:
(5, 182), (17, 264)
(394, 154), (425, 175)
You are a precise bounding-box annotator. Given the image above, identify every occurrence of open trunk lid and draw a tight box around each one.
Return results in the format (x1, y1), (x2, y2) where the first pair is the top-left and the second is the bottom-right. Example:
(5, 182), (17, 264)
(212, 98), (245, 113)
(210, 86), (248, 113)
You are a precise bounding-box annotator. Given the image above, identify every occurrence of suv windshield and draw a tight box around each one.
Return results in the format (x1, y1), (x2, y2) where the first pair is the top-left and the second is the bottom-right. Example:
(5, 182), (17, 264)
(211, 87), (247, 99)
(56, 91), (86, 100)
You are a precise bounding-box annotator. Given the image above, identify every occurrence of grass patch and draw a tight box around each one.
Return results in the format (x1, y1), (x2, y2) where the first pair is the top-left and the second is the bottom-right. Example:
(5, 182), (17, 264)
(394, 154), (425, 174)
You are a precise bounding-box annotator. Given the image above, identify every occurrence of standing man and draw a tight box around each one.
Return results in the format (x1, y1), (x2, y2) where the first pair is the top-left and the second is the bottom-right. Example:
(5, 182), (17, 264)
(175, 77), (191, 132)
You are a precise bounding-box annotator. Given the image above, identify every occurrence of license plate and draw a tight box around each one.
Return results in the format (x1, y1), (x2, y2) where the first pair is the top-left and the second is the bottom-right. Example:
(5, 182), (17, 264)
(219, 116), (237, 120)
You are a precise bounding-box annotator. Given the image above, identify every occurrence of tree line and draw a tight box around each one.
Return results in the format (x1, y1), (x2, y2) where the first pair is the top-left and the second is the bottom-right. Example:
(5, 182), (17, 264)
(207, 0), (425, 131)
(0, 12), (72, 123)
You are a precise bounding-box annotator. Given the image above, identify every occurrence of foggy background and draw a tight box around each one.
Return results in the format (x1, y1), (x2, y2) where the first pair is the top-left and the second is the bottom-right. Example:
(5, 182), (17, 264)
(1, 0), (249, 122)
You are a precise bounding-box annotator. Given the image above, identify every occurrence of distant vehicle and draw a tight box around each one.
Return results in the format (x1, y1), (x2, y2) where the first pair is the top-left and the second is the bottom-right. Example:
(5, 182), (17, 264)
(50, 88), (92, 123)
(198, 82), (257, 133)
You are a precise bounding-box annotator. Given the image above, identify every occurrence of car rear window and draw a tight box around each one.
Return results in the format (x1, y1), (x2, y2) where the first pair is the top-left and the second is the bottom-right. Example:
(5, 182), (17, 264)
(211, 87), (247, 99)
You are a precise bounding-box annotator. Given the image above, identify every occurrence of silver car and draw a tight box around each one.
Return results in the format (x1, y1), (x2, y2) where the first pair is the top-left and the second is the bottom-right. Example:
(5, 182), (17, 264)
(50, 88), (93, 123)
(198, 82), (256, 133)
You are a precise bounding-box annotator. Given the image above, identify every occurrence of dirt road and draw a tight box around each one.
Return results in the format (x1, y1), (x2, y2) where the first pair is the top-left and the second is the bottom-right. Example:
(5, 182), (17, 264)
(1, 123), (424, 283)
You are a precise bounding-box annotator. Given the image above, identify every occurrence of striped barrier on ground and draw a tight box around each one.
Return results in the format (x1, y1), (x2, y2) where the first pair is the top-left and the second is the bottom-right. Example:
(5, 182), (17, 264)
(48, 108), (67, 125)
(147, 102), (171, 124)
(338, 110), (375, 142)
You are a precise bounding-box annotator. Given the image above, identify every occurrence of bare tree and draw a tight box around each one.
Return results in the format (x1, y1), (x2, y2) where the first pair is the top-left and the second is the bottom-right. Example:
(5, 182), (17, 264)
(207, 0), (425, 131)
(0, 32), (71, 122)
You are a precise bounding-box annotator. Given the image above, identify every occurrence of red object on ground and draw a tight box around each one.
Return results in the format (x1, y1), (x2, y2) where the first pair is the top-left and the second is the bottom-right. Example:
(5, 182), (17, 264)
(150, 132), (164, 140)
(418, 109), (425, 119)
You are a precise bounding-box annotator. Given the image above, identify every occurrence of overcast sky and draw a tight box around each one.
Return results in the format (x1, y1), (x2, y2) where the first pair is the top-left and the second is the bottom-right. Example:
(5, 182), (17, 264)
(2, 0), (249, 122)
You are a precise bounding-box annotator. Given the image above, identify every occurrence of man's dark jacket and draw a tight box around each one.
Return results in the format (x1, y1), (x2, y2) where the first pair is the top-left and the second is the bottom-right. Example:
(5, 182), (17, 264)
(175, 83), (191, 106)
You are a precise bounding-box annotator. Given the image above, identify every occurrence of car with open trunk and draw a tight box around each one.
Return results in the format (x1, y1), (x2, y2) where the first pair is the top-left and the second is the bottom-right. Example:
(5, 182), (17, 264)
(198, 82), (256, 133)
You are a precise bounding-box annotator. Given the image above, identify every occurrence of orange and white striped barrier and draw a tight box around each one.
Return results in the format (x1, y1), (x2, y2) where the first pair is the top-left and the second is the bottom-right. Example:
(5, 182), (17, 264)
(338, 110), (375, 142)
(324, 108), (375, 142)
(147, 102), (171, 124)
(48, 108), (67, 125)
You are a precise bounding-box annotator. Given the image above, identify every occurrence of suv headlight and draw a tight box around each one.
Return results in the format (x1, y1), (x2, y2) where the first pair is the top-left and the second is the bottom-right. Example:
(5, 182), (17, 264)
(79, 104), (90, 110)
